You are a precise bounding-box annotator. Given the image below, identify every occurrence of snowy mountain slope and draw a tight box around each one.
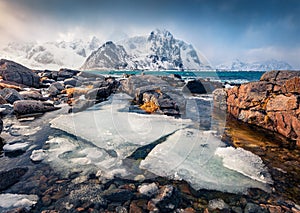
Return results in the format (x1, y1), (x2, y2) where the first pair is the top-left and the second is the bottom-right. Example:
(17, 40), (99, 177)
(82, 29), (211, 70)
(216, 59), (293, 71)
(0, 37), (102, 70)
(81, 41), (129, 70)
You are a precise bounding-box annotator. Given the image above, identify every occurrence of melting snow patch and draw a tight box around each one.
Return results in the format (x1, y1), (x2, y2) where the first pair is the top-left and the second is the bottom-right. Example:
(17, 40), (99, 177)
(30, 149), (48, 162)
(3, 142), (30, 152)
(0, 193), (38, 212)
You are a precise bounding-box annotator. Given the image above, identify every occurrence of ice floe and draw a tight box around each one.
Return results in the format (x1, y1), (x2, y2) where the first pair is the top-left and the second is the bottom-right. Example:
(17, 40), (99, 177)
(140, 128), (272, 193)
(47, 93), (272, 193)
(50, 93), (192, 157)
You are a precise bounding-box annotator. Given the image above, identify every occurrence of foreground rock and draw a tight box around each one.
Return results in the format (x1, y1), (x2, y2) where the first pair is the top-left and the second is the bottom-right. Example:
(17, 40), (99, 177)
(121, 75), (185, 115)
(0, 168), (28, 191)
(0, 59), (40, 88)
(13, 100), (60, 115)
(226, 70), (300, 146)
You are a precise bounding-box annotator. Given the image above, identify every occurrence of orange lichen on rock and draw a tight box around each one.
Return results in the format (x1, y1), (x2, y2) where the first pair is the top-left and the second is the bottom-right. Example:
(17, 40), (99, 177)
(140, 101), (159, 113)
(63, 87), (90, 97)
(0, 81), (22, 90)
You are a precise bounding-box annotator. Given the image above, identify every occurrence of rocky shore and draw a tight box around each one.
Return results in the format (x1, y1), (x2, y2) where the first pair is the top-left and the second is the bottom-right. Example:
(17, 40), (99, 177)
(225, 70), (300, 147)
(0, 59), (300, 213)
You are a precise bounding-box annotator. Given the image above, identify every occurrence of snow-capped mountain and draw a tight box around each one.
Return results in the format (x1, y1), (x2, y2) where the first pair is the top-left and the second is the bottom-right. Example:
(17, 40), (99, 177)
(0, 37), (102, 70)
(216, 59), (293, 71)
(81, 29), (211, 70)
(81, 41), (129, 70)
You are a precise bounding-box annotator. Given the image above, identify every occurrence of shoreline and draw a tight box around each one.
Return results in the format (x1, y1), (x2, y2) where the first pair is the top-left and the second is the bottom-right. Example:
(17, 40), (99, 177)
(0, 59), (299, 212)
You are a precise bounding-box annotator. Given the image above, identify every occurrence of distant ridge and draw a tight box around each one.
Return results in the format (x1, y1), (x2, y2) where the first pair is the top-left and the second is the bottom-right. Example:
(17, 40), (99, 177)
(216, 59), (293, 71)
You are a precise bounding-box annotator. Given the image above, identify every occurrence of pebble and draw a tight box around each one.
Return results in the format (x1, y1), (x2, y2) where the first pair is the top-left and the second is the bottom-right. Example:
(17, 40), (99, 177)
(208, 198), (229, 210)
(138, 183), (158, 197)
(30, 149), (47, 162)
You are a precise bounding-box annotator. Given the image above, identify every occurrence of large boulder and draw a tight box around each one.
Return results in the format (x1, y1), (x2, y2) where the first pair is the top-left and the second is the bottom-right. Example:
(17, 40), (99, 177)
(13, 100), (60, 115)
(0, 59), (40, 88)
(121, 75), (185, 115)
(226, 70), (300, 146)
(0, 88), (23, 104)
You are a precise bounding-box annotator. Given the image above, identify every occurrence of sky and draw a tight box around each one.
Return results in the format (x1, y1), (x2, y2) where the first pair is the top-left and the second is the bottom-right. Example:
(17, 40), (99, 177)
(0, 0), (299, 68)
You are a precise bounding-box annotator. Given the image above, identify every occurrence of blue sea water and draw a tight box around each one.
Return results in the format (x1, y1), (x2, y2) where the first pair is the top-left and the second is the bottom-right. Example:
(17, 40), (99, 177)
(88, 70), (265, 84)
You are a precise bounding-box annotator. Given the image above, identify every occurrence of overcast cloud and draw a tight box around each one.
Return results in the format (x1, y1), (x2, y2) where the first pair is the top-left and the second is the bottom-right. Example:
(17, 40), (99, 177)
(0, 0), (299, 67)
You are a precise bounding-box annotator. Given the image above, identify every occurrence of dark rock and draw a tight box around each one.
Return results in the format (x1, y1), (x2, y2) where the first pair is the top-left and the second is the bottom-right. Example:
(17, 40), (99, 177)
(57, 68), (80, 80)
(121, 75), (186, 115)
(244, 203), (267, 213)
(85, 87), (111, 101)
(150, 185), (181, 212)
(47, 82), (64, 96)
(64, 78), (82, 87)
(0, 104), (14, 115)
(182, 79), (206, 94)
(13, 100), (60, 115)
(0, 88), (23, 104)
(0, 167), (28, 191)
(102, 188), (133, 203)
(0, 59), (40, 88)
(19, 90), (46, 101)
(77, 71), (104, 79)
(183, 78), (222, 94)
(0, 119), (2, 134)
(0, 95), (7, 104)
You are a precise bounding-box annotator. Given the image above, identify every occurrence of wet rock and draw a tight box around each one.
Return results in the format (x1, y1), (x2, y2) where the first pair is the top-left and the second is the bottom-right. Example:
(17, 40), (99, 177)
(102, 188), (133, 203)
(0, 59), (40, 88)
(0, 167), (28, 191)
(0, 95), (7, 104)
(13, 100), (60, 115)
(0, 88), (23, 104)
(116, 206), (128, 213)
(244, 203), (267, 213)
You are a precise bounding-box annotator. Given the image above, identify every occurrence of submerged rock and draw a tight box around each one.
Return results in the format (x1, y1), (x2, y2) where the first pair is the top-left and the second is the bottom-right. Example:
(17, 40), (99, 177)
(0, 168), (28, 191)
(13, 100), (60, 115)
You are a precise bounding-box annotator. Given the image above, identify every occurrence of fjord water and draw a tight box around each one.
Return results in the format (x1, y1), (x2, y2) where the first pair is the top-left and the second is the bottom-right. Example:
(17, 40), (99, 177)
(90, 70), (265, 84)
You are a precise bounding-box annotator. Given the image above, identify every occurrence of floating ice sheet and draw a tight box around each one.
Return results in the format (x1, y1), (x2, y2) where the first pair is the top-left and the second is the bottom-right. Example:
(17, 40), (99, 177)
(140, 128), (272, 193)
(50, 93), (192, 158)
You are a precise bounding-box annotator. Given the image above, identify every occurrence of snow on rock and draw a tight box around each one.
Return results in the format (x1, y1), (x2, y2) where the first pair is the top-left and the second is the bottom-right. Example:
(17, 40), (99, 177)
(82, 29), (211, 71)
(3, 142), (30, 153)
(0, 193), (38, 212)
(140, 128), (272, 193)
(138, 183), (159, 197)
(215, 147), (273, 184)
(30, 149), (48, 162)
